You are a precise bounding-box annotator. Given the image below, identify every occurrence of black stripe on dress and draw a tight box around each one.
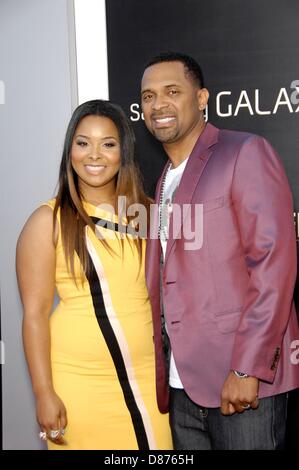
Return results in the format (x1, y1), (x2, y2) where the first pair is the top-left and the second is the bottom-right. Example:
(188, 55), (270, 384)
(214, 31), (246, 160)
(76, 235), (150, 450)
(91, 216), (137, 236)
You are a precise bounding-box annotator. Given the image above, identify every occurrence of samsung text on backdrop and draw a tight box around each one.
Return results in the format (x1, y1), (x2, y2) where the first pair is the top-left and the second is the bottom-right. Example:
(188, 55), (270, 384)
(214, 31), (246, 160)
(130, 81), (299, 121)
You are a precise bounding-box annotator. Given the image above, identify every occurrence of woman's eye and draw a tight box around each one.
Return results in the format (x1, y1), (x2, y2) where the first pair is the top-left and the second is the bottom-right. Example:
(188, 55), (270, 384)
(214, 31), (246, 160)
(104, 142), (116, 148)
(77, 141), (88, 147)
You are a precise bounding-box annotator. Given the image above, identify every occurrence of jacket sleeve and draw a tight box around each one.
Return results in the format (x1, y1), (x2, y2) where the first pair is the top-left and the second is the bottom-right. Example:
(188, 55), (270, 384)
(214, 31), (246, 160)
(230, 135), (297, 383)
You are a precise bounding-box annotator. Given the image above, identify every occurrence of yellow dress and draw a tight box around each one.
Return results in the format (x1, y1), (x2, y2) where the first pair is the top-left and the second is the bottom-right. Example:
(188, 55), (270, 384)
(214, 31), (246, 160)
(42, 199), (172, 450)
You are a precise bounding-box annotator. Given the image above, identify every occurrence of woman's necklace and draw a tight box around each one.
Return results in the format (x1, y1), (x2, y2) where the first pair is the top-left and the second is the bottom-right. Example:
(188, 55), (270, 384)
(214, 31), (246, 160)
(85, 197), (116, 208)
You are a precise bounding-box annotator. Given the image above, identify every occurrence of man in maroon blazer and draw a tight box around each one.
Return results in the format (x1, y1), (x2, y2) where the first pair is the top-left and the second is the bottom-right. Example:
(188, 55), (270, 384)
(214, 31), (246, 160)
(141, 52), (299, 449)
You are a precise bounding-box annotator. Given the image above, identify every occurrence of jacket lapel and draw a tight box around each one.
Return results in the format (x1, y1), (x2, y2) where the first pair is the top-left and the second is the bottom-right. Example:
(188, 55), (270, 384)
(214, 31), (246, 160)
(164, 123), (219, 265)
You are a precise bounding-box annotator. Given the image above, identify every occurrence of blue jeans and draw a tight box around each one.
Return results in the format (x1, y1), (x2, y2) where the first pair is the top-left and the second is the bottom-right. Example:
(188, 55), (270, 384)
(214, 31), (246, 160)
(169, 387), (288, 450)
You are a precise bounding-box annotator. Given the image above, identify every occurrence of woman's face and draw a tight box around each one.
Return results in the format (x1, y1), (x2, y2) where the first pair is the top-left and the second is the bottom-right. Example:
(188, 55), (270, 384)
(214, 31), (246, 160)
(71, 115), (121, 195)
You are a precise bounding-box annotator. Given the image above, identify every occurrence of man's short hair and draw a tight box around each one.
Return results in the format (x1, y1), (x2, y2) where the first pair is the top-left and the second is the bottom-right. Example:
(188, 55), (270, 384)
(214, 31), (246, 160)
(144, 52), (205, 88)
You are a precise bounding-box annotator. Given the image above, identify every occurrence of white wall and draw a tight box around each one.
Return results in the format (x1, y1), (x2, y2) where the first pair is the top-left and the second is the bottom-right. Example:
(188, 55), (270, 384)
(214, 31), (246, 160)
(0, 0), (77, 449)
(74, 0), (109, 103)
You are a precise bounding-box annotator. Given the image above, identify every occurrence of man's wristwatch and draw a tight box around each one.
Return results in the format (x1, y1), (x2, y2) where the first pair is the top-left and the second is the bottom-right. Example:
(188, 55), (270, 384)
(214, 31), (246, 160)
(233, 370), (249, 378)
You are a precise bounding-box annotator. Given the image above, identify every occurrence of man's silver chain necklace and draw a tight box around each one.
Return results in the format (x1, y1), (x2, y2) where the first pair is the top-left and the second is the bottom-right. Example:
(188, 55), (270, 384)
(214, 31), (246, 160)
(158, 162), (172, 241)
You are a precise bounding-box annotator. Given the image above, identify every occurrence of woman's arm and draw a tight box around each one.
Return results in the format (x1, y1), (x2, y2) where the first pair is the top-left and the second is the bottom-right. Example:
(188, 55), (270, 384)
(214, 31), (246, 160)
(16, 205), (67, 445)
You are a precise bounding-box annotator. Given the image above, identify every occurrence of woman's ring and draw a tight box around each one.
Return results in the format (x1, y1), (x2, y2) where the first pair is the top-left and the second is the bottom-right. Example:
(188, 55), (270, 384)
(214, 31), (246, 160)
(49, 429), (61, 439)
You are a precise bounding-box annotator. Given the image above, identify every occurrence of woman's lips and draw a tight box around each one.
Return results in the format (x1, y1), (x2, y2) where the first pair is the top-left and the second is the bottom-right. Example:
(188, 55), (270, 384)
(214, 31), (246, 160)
(84, 165), (106, 175)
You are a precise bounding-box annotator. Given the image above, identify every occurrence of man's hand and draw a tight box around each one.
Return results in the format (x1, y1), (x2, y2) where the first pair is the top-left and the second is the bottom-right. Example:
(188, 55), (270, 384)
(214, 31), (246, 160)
(221, 371), (259, 415)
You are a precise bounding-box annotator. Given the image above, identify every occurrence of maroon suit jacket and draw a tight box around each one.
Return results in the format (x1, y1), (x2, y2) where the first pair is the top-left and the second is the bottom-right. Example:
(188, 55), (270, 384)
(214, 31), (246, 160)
(146, 122), (299, 412)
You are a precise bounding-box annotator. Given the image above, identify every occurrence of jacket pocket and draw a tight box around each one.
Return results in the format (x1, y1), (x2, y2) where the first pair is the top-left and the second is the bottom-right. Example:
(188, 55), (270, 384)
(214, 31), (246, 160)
(215, 308), (242, 334)
(201, 194), (232, 213)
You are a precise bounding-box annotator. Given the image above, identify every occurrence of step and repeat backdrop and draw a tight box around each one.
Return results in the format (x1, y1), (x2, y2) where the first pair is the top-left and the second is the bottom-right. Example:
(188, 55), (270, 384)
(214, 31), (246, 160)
(103, 0), (299, 447)
(104, 0), (299, 305)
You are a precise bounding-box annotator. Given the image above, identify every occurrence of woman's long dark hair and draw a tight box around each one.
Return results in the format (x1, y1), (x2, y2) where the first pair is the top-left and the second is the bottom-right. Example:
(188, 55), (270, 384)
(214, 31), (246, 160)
(53, 99), (150, 281)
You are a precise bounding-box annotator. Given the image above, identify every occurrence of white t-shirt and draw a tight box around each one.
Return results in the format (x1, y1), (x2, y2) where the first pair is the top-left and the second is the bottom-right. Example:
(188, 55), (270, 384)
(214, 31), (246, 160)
(159, 158), (188, 389)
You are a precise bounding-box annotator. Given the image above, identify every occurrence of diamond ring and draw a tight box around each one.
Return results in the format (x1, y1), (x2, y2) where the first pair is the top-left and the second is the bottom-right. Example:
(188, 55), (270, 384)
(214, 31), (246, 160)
(39, 431), (47, 440)
(49, 429), (61, 439)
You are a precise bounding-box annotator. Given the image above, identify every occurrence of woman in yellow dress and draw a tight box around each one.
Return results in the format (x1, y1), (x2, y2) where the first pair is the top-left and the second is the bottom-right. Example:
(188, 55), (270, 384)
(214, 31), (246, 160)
(16, 100), (172, 450)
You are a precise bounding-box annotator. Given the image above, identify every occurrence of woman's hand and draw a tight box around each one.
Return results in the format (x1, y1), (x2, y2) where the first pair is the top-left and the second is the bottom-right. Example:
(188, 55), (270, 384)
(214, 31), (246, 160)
(36, 390), (68, 445)
(17, 206), (65, 445)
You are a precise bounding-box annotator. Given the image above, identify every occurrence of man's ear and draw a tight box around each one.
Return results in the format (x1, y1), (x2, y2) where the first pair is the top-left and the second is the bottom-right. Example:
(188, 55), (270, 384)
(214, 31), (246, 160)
(197, 88), (209, 110)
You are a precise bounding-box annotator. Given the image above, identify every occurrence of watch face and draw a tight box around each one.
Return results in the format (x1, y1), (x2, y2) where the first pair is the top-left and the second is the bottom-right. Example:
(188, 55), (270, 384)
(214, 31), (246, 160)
(234, 370), (248, 378)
